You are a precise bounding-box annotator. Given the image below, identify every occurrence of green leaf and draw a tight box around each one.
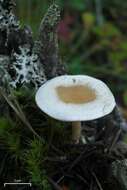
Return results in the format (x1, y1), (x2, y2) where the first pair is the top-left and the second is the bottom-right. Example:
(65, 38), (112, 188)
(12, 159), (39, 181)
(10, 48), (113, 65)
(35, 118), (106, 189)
(123, 91), (127, 106)
(69, 0), (85, 11)
(69, 57), (84, 74)
(94, 22), (121, 38)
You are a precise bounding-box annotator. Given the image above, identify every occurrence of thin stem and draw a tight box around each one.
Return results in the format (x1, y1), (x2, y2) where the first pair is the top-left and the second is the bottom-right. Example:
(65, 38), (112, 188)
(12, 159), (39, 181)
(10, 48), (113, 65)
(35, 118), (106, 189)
(72, 121), (81, 144)
(95, 0), (104, 26)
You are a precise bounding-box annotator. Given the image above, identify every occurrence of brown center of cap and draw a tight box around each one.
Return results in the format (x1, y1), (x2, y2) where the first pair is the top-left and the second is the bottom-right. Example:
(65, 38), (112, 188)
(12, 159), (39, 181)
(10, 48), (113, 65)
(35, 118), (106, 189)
(56, 85), (96, 104)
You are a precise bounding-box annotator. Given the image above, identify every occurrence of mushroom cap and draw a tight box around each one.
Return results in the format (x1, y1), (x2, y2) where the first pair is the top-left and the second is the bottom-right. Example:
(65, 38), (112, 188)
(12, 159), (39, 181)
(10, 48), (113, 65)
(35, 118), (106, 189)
(35, 75), (116, 121)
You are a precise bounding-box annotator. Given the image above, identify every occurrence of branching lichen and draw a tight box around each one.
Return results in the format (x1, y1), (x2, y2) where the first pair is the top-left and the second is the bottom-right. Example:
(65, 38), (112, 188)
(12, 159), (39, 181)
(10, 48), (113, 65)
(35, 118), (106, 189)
(0, 1), (19, 31)
(0, 0), (19, 54)
(0, 2), (65, 90)
(0, 55), (11, 87)
(9, 46), (46, 89)
(36, 3), (66, 79)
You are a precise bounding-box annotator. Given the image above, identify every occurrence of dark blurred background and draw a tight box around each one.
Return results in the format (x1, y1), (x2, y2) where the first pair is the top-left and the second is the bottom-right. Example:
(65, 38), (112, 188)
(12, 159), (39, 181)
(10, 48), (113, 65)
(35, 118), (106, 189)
(15, 0), (127, 117)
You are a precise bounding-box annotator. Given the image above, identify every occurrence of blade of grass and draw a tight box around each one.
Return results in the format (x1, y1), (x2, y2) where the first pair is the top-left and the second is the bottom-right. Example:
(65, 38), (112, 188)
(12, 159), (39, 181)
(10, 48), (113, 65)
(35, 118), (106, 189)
(0, 88), (62, 154)
(0, 88), (44, 143)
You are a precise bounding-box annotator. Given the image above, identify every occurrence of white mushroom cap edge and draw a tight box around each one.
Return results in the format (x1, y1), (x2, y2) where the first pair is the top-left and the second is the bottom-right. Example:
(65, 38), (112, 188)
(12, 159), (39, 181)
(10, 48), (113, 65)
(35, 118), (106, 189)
(35, 75), (116, 121)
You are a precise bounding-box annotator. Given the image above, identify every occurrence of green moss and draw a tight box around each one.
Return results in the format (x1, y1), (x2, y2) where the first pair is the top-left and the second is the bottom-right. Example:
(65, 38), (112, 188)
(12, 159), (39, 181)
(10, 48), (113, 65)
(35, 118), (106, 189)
(24, 139), (51, 189)
(0, 117), (14, 135)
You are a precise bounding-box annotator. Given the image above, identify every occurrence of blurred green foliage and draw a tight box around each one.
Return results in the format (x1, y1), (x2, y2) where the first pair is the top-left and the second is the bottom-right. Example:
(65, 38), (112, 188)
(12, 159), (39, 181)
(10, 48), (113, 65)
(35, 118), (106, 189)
(16, 0), (127, 107)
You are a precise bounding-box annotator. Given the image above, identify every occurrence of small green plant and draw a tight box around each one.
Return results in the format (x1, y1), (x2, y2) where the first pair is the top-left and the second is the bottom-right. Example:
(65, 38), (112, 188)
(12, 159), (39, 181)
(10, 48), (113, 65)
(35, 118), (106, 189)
(0, 118), (21, 160)
(24, 139), (51, 189)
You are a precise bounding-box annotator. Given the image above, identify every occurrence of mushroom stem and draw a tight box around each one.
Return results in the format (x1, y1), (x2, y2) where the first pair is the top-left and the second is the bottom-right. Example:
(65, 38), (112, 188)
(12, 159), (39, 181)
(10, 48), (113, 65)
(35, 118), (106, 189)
(72, 121), (81, 143)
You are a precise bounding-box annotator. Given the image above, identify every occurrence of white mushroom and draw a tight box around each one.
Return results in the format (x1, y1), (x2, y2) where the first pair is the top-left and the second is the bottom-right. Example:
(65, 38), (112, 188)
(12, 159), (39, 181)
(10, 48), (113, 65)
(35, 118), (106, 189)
(35, 75), (116, 143)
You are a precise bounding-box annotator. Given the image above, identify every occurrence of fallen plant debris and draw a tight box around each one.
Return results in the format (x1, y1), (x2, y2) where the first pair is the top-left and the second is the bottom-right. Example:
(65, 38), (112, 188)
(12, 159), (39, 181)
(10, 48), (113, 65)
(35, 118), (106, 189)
(0, 87), (127, 190)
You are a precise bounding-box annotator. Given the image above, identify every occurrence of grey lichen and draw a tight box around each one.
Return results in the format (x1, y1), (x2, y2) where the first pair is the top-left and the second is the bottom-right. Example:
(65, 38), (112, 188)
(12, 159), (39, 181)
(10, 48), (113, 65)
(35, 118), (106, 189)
(112, 159), (127, 190)
(0, 0), (19, 54)
(0, 1), (65, 90)
(39, 4), (60, 36)
(9, 46), (46, 89)
(0, 2), (19, 31)
(36, 3), (66, 79)
(0, 0), (46, 90)
(0, 55), (11, 87)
